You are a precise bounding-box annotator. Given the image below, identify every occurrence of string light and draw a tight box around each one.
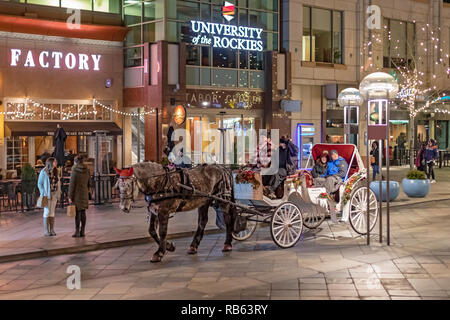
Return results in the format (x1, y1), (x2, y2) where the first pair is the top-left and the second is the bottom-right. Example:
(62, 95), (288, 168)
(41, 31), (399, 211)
(1, 98), (158, 119)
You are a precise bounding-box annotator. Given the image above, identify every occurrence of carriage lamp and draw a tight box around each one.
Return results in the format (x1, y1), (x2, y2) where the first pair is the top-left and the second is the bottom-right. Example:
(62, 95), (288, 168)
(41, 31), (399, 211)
(359, 72), (399, 246)
(338, 88), (363, 146)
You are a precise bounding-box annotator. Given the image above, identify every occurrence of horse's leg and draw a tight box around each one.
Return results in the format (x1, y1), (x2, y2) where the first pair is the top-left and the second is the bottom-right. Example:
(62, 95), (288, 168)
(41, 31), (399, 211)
(187, 203), (210, 255)
(148, 205), (175, 253)
(148, 214), (160, 245)
(150, 211), (170, 263)
(222, 203), (235, 252)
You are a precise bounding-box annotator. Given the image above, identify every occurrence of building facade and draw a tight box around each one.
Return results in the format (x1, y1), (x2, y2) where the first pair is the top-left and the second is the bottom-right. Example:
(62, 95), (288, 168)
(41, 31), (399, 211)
(0, 1), (128, 172)
(283, 0), (450, 166)
(122, 0), (291, 166)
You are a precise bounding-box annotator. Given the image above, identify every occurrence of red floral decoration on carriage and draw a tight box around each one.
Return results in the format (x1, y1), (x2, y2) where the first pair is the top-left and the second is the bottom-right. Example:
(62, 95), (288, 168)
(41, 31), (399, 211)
(235, 169), (261, 190)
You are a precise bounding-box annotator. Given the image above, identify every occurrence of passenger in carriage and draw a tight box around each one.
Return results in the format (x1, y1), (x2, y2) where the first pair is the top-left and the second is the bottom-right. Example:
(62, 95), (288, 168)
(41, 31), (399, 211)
(314, 150), (348, 194)
(311, 150), (329, 180)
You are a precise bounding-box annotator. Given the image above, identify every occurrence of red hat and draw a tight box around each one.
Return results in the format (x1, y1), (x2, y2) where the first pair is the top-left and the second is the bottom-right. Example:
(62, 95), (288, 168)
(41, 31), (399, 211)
(114, 167), (134, 177)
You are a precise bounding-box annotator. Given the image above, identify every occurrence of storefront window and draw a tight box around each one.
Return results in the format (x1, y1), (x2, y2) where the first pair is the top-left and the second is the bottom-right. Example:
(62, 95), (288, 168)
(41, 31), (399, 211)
(5, 101), (112, 121)
(213, 48), (237, 68)
(6, 137), (28, 171)
(124, 3), (142, 25)
(303, 6), (343, 64)
(126, 25), (142, 46)
(186, 45), (200, 66)
(143, 0), (164, 21)
(187, 67), (200, 85)
(26, 0), (59, 6)
(383, 18), (415, 68)
(177, 1), (200, 21)
(61, 0), (92, 10)
(212, 69), (238, 87)
(131, 111), (145, 163)
(94, 0), (121, 14)
(436, 121), (449, 149)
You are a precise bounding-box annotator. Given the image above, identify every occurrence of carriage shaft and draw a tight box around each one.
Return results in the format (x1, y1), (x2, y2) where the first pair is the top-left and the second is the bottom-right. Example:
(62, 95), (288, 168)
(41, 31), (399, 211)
(177, 183), (264, 216)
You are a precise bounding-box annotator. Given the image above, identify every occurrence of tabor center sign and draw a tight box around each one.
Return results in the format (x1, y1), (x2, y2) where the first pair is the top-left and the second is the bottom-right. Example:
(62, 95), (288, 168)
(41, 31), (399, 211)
(9, 49), (102, 71)
(190, 21), (264, 52)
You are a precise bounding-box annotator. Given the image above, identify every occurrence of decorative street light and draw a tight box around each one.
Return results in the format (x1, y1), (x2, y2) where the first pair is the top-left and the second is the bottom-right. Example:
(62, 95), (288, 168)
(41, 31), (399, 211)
(338, 88), (364, 146)
(360, 72), (399, 246)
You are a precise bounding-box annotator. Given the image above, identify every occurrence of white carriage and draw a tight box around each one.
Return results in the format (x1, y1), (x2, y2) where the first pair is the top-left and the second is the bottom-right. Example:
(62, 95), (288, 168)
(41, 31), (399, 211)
(231, 143), (379, 248)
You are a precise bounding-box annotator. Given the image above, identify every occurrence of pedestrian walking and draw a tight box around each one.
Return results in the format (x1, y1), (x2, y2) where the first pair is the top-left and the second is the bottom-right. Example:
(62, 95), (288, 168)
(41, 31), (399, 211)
(37, 157), (61, 237)
(69, 155), (91, 237)
(370, 141), (380, 180)
(415, 142), (427, 172)
(424, 139), (439, 183)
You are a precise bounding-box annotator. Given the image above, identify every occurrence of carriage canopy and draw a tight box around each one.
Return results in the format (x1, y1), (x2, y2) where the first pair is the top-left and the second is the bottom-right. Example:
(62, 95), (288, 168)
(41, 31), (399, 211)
(308, 144), (365, 179)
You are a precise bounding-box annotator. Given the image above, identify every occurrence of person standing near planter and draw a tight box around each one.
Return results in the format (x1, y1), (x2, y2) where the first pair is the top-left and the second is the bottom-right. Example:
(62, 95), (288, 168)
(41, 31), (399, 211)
(37, 157), (61, 237)
(370, 141), (380, 181)
(69, 155), (91, 238)
(415, 143), (427, 172)
(424, 139), (439, 183)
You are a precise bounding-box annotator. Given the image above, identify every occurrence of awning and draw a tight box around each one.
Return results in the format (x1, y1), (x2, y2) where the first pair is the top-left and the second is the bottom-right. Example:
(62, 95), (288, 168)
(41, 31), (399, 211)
(0, 14), (129, 42)
(5, 122), (123, 137)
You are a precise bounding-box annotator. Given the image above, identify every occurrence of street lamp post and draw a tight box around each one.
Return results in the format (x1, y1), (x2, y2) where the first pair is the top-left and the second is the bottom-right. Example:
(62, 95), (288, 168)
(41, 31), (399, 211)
(338, 88), (364, 147)
(360, 72), (399, 246)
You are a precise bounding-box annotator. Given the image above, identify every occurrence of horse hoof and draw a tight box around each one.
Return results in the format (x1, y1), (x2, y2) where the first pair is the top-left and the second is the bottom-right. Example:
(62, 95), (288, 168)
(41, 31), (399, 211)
(187, 246), (198, 255)
(150, 254), (162, 263)
(222, 244), (232, 252)
(167, 242), (176, 252)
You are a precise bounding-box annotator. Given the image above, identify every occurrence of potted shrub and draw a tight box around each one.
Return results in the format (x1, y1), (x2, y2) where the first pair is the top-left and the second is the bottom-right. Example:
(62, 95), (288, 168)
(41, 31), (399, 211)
(402, 169), (430, 198)
(234, 169), (263, 200)
(21, 163), (37, 210)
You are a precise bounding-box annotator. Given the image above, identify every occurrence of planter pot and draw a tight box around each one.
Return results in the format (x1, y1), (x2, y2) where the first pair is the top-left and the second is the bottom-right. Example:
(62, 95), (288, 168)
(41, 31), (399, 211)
(402, 178), (430, 198)
(370, 181), (400, 202)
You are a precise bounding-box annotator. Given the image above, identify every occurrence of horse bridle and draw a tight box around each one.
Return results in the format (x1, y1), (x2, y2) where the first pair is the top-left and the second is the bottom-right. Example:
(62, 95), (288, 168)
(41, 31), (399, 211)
(117, 166), (180, 202)
(117, 176), (137, 202)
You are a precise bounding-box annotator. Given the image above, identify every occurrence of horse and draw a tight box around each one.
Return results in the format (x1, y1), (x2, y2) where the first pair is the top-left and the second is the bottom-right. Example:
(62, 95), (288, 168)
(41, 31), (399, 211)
(114, 162), (237, 263)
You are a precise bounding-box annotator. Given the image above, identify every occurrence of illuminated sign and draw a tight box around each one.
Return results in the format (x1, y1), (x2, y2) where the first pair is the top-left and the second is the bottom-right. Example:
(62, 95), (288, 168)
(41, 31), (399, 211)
(223, 1), (235, 21)
(10, 49), (102, 71)
(190, 21), (264, 52)
(173, 105), (186, 125)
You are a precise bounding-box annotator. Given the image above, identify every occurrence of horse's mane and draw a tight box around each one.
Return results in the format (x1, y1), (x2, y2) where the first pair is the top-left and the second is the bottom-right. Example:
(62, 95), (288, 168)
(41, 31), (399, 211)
(132, 162), (164, 181)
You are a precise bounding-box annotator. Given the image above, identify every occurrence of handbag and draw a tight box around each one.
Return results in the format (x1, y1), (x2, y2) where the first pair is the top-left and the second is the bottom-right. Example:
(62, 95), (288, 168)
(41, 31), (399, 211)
(67, 205), (76, 218)
(36, 195), (48, 208)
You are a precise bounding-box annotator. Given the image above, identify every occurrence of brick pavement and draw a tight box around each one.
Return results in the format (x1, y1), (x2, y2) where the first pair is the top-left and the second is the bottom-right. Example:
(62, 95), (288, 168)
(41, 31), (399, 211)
(0, 166), (449, 264)
(0, 199), (450, 300)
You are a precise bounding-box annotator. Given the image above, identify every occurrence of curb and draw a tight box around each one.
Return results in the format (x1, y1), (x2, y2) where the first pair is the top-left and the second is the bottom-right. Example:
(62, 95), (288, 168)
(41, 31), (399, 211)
(0, 228), (222, 264)
(382, 197), (450, 209)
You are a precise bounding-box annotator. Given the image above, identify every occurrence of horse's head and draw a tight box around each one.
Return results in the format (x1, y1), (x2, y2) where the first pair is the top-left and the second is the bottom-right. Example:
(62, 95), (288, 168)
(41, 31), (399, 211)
(114, 167), (137, 213)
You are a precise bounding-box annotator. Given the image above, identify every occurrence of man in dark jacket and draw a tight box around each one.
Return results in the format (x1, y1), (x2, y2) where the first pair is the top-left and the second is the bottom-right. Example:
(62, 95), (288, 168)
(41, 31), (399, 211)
(69, 155), (91, 237)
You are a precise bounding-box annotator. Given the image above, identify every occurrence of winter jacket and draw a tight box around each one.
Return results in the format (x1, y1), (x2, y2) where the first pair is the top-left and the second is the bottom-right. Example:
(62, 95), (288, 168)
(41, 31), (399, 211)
(286, 141), (300, 175)
(37, 169), (52, 200)
(424, 145), (438, 163)
(312, 160), (328, 178)
(326, 156), (349, 181)
(370, 147), (380, 166)
(69, 163), (91, 211)
(415, 147), (425, 168)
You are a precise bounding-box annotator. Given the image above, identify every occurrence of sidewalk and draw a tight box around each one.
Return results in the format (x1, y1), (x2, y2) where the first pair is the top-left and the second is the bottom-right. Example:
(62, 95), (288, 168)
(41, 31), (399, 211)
(0, 166), (449, 263)
(0, 202), (220, 263)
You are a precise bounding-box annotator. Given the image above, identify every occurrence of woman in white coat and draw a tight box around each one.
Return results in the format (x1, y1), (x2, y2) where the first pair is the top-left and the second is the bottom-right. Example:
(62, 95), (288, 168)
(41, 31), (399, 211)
(37, 157), (61, 236)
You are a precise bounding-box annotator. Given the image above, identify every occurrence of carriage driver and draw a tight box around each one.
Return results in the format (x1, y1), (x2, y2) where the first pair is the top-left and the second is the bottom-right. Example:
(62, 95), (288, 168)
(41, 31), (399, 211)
(314, 150), (348, 194)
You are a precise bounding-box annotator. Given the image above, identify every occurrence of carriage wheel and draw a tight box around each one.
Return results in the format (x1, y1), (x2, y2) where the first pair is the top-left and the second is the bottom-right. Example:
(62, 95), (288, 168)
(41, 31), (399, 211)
(232, 212), (257, 241)
(270, 202), (303, 248)
(303, 205), (326, 229)
(349, 186), (379, 235)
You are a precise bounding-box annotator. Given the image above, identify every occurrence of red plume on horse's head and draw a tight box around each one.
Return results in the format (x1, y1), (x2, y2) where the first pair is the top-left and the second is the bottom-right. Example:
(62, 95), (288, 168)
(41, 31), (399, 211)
(114, 167), (134, 177)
